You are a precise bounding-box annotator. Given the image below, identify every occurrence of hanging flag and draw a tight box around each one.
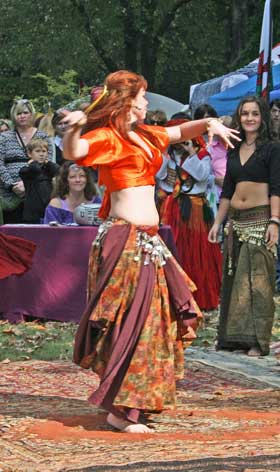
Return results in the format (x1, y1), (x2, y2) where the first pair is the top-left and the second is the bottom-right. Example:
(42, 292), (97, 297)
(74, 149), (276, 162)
(256, 0), (273, 100)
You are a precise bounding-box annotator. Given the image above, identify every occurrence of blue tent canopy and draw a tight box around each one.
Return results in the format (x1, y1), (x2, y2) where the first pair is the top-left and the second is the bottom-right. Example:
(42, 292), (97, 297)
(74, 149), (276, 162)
(208, 63), (280, 116)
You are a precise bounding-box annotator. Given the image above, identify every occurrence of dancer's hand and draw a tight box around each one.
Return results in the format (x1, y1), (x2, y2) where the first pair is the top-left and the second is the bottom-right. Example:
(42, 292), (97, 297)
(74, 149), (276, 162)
(61, 111), (89, 160)
(207, 118), (241, 148)
(60, 110), (87, 132)
(265, 222), (279, 250)
(208, 222), (220, 243)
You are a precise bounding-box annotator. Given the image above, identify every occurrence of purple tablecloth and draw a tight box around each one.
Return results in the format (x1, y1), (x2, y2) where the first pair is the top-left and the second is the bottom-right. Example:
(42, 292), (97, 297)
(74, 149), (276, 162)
(0, 225), (178, 323)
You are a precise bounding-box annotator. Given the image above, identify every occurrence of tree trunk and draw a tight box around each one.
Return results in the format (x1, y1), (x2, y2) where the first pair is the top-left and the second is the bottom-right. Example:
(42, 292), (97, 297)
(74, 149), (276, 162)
(230, 0), (249, 66)
(120, 0), (139, 72)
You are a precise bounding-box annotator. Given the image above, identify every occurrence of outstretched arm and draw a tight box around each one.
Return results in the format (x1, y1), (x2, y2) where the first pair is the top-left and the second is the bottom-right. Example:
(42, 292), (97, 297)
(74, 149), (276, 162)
(166, 118), (240, 149)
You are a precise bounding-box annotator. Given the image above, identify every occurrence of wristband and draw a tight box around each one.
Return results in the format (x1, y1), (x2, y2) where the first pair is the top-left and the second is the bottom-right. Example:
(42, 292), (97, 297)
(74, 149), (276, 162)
(269, 219), (280, 227)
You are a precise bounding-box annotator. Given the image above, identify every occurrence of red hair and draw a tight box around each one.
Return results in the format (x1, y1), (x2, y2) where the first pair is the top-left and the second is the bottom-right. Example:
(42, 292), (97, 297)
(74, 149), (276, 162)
(84, 70), (147, 138)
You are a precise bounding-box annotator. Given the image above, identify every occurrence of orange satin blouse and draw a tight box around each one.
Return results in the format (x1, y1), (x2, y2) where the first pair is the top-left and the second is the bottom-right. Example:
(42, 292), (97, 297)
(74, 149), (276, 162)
(77, 124), (169, 218)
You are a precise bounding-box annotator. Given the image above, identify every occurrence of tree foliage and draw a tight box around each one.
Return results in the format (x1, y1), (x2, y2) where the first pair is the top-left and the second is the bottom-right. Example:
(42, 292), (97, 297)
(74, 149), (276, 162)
(29, 70), (91, 112)
(0, 0), (279, 116)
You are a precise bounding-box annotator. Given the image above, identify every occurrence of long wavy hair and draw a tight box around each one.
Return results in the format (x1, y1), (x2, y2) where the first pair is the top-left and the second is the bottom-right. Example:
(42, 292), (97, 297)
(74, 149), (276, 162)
(52, 161), (97, 200)
(230, 96), (271, 148)
(84, 70), (159, 145)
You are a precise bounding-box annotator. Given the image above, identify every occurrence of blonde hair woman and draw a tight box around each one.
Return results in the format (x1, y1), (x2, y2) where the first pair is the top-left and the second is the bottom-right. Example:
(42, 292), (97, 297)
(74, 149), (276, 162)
(0, 99), (53, 223)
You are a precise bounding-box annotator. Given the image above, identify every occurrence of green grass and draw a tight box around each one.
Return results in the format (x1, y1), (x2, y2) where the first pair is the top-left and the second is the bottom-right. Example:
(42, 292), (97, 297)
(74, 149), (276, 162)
(0, 301), (279, 362)
(0, 321), (76, 362)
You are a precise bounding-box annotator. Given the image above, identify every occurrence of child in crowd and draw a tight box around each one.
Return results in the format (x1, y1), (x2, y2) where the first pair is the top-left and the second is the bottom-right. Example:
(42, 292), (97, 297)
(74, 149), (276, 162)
(19, 138), (59, 224)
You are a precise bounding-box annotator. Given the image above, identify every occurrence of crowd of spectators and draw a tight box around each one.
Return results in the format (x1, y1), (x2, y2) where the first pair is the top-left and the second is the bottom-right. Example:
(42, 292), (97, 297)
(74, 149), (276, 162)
(0, 99), (101, 225)
(1, 94), (278, 229)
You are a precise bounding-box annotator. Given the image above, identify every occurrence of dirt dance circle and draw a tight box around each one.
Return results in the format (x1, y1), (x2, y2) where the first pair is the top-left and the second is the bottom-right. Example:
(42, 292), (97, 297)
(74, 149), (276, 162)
(0, 359), (279, 471)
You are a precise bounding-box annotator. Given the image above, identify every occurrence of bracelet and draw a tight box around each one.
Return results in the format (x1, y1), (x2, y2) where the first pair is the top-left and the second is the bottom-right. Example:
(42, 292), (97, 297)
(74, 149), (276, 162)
(269, 219), (280, 227)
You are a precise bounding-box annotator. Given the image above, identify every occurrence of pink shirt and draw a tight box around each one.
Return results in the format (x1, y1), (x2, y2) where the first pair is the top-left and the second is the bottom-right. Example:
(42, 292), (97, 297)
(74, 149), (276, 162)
(209, 139), (228, 198)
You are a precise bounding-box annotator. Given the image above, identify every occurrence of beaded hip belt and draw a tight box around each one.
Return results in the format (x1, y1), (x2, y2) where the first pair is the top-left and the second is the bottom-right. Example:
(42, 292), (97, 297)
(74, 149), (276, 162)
(93, 218), (171, 267)
(224, 206), (276, 275)
(224, 218), (269, 247)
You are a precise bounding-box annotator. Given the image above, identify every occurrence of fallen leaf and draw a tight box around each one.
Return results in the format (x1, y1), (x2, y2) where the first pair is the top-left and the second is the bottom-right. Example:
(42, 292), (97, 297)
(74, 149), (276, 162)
(29, 325), (46, 331)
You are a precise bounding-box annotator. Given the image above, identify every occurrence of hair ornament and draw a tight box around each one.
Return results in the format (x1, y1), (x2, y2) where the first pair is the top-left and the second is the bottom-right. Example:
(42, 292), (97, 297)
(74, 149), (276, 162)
(85, 85), (109, 115)
(69, 163), (80, 171)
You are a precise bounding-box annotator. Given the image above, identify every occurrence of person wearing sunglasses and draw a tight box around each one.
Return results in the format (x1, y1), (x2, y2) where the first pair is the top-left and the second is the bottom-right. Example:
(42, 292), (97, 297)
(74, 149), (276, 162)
(145, 109), (167, 126)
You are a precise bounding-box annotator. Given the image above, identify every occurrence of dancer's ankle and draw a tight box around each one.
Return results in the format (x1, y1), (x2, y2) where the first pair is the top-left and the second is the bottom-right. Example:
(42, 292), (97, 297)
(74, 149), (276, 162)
(107, 412), (154, 433)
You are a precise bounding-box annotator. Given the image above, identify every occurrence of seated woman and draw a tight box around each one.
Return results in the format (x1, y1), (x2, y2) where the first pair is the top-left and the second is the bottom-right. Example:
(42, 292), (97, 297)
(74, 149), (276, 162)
(43, 161), (101, 225)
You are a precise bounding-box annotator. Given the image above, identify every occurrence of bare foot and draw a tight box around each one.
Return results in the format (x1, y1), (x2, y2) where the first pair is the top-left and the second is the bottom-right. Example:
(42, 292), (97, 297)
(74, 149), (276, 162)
(271, 341), (280, 352)
(107, 413), (154, 433)
(247, 347), (262, 357)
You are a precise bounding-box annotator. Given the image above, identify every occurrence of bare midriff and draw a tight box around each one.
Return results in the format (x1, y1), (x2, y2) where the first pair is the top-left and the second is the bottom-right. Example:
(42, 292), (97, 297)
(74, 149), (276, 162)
(230, 181), (269, 209)
(110, 185), (159, 226)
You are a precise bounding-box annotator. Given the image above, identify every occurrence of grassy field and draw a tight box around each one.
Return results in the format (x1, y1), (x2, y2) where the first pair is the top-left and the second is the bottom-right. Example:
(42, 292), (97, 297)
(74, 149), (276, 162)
(0, 302), (279, 362)
(0, 320), (77, 362)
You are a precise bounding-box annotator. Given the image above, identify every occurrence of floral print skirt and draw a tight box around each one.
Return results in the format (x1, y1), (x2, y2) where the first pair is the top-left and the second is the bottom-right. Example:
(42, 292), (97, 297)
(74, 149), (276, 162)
(73, 218), (202, 422)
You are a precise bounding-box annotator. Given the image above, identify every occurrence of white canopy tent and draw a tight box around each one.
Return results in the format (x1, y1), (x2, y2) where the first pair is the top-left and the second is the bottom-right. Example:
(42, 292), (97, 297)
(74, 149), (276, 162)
(65, 91), (185, 120)
(145, 92), (184, 119)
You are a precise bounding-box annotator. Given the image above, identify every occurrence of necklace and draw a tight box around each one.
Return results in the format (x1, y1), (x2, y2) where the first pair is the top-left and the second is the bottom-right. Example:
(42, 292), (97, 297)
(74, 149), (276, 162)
(17, 127), (35, 142)
(245, 139), (256, 146)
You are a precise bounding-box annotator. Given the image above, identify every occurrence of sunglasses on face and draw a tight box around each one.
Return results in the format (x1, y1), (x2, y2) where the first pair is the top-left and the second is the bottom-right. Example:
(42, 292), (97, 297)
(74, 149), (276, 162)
(13, 99), (30, 105)
(150, 120), (165, 125)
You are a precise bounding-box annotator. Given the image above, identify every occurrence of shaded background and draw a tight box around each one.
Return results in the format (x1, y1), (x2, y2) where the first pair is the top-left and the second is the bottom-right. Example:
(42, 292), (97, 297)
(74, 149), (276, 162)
(0, 0), (279, 115)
